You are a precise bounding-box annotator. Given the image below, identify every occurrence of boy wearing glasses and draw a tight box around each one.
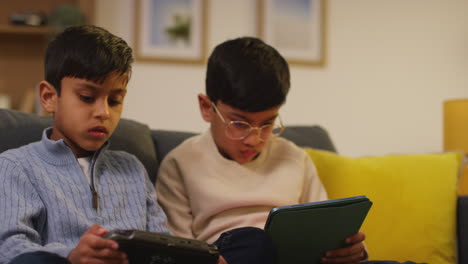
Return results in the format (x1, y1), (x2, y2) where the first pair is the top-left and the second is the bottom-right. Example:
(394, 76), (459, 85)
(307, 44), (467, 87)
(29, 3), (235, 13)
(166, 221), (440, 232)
(156, 37), (367, 264)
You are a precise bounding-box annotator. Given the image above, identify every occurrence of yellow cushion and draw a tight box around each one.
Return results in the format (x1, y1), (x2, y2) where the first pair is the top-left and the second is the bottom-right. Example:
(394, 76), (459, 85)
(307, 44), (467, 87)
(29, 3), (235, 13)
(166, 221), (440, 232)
(305, 148), (461, 264)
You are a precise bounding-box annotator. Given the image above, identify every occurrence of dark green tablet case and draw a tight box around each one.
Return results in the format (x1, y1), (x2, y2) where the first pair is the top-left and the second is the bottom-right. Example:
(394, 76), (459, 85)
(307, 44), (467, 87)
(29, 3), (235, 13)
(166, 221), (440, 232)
(264, 196), (372, 264)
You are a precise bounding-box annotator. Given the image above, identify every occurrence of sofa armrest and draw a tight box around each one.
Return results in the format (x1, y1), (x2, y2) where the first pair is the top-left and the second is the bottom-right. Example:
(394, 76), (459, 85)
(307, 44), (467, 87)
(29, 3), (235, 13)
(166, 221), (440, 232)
(459, 195), (468, 264)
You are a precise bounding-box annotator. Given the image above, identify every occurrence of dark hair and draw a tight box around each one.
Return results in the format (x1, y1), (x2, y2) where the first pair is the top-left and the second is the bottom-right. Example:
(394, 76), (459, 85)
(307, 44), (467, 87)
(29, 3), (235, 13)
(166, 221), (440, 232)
(206, 37), (290, 112)
(44, 25), (133, 94)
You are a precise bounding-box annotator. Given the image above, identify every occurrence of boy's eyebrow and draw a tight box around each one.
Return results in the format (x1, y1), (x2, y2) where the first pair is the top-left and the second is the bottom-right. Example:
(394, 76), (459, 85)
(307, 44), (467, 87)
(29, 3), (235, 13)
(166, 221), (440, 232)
(78, 83), (127, 94)
(110, 88), (127, 94)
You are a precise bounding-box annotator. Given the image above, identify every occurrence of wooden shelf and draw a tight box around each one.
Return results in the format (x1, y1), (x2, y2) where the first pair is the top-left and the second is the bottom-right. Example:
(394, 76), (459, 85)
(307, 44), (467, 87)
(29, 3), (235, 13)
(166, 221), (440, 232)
(0, 0), (95, 113)
(0, 24), (48, 35)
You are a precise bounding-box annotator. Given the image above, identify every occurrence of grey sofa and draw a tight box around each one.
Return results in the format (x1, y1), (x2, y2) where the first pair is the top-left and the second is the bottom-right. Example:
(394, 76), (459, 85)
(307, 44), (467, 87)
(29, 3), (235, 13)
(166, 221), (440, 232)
(0, 108), (467, 263)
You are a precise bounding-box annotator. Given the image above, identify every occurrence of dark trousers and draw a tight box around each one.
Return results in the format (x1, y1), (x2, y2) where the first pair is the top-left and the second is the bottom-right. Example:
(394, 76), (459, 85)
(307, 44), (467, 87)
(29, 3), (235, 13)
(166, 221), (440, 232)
(9, 251), (71, 264)
(212, 227), (427, 264)
(8, 227), (273, 264)
(366, 262), (427, 264)
(214, 227), (276, 264)
(363, 260), (427, 264)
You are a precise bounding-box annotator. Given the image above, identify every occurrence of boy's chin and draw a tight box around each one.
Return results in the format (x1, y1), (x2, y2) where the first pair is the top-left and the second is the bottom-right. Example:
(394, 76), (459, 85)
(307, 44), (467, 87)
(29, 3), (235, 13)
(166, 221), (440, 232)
(234, 155), (258, 164)
(77, 142), (105, 155)
(85, 144), (105, 152)
(220, 149), (259, 164)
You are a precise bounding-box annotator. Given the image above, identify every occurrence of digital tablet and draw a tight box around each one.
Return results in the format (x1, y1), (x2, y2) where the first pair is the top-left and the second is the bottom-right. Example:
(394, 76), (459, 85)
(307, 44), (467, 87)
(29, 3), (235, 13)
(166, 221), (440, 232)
(265, 196), (372, 264)
(103, 229), (219, 264)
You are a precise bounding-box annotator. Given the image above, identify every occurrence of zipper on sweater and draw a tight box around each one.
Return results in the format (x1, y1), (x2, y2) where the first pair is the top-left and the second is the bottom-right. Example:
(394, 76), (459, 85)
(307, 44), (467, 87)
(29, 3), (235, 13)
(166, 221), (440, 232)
(90, 187), (99, 211)
(90, 147), (103, 213)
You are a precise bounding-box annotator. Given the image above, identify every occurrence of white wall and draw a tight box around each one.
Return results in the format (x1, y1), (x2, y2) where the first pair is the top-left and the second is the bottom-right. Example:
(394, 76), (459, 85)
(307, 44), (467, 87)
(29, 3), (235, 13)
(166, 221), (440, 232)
(95, 0), (468, 157)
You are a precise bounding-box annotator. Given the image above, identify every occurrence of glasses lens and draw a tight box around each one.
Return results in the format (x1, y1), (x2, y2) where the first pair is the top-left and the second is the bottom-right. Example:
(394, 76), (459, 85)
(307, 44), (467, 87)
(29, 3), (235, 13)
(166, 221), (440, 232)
(226, 121), (251, 139)
(271, 123), (283, 135)
(226, 120), (284, 140)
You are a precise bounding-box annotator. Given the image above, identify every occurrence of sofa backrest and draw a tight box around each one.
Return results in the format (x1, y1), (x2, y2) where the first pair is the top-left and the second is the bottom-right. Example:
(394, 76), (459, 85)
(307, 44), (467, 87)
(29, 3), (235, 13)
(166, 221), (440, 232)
(0, 108), (337, 184)
(151, 125), (337, 176)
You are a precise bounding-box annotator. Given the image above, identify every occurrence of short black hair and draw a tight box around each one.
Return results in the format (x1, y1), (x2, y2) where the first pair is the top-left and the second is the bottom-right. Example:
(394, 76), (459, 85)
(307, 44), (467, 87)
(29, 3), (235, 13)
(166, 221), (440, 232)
(44, 25), (133, 94)
(206, 37), (290, 112)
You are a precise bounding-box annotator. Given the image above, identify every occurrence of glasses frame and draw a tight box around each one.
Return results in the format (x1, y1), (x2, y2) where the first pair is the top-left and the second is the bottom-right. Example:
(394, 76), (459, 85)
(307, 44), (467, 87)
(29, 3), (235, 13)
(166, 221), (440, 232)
(211, 102), (284, 141)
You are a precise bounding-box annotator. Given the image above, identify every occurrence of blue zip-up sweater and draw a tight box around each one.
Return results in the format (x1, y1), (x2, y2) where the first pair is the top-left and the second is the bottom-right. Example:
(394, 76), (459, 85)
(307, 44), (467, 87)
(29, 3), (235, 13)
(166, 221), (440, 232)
(0, 128), (169, 263)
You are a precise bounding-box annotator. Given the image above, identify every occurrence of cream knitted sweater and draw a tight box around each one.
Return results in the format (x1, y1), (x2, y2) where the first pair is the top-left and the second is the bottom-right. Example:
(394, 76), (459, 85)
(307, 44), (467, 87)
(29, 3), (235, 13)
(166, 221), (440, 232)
(156, 130), (327, 243)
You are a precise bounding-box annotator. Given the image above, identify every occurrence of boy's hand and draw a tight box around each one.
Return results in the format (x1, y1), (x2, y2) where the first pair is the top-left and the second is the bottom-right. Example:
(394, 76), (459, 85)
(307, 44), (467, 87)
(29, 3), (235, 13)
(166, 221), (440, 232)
(68, 224), (128, 264)
(321, 232), (366, 264)
(217, 255), (228, 264)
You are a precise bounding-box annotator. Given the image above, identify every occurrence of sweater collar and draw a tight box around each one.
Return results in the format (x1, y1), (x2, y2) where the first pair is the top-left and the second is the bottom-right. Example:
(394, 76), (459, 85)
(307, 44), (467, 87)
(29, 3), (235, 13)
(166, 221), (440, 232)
(33, 127), (109, 165)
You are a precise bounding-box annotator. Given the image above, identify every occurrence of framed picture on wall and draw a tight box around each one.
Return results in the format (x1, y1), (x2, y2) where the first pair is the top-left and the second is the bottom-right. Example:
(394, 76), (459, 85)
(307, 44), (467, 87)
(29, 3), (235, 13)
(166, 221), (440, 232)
(258, 0), (326, 66)
(135, 0), (207, 63)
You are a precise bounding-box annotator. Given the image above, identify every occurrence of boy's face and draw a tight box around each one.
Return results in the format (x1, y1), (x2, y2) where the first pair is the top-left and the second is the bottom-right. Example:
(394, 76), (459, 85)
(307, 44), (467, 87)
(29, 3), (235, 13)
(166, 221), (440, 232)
(198, 94), (281, 164)
(39, 72), (128, 157)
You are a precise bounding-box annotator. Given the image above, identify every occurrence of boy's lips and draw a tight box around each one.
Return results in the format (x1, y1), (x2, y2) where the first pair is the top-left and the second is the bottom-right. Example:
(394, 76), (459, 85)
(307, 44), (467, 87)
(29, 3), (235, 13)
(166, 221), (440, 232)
(88, 126), (109, 138)
(241, 150), (258, 159)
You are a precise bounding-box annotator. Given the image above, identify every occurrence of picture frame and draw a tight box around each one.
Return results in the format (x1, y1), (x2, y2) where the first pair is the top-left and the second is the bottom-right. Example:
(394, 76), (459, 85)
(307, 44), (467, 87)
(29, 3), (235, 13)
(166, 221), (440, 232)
(135, 0), (207, 63)
(258, 0), (326, 66)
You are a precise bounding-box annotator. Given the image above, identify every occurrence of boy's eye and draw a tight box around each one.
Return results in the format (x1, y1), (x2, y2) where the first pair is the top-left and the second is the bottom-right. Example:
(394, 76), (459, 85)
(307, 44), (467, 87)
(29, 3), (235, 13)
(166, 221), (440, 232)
(108, 97), (123, 106)
(231, 121), (250, 130)
(80, 95), (94, 103)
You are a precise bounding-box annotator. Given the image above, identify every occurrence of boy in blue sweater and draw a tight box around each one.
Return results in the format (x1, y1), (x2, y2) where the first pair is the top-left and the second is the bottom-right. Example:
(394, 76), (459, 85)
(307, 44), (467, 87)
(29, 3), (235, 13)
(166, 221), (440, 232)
(0, 25), (227, 264)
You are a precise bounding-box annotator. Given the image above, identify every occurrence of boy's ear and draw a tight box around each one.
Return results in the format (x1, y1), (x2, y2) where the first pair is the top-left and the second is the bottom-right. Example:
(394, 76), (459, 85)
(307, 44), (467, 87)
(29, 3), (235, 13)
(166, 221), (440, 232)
(198, 94), (214, 122)
(39, 81), (58, 114)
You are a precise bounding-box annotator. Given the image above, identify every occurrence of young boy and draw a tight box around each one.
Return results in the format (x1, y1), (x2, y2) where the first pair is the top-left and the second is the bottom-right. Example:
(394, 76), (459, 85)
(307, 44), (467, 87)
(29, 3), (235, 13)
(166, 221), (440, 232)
(0, 25), (227, 264)
(156, 37), (367, 264)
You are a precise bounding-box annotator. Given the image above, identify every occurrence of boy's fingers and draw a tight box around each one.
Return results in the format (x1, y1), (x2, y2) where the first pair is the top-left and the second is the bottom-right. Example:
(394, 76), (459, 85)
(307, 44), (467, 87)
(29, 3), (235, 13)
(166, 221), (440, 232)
(326, 242), (365, 258)
(217, 256), (228, 264)
(81, 224), (119, 250)
(88, 236), (120, 250)
(72, 240), (125, 263)
(95, 248), (127, 261)
(323, 242), (366, 262)
(345, 232), (365, 244)
(80, 232), (118, 250)
(322, 250), (365, 264)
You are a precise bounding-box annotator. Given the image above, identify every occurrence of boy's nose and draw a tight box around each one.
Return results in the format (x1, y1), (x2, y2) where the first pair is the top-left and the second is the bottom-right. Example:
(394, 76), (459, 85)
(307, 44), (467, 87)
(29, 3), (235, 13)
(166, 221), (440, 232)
(243, 128), (264, 146)
(95, 100), (110, 120)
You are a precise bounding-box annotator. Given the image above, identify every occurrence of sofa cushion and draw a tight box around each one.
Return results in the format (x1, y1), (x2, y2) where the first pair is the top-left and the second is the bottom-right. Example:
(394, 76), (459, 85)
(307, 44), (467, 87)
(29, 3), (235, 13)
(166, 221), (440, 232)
(305, 148), (460, 264)
(0, 109), (158, 182)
